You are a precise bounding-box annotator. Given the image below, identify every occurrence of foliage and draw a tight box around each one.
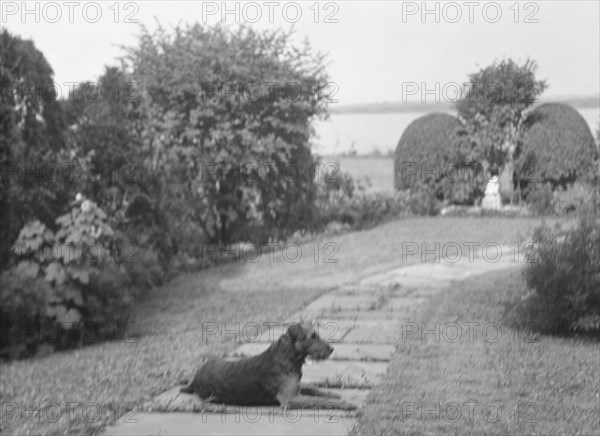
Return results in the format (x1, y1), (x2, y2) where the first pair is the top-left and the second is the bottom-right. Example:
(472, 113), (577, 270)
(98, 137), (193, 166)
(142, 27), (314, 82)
(61, 68), (177, 287)
(0, 196), (132, 357)
(454, 59), (547, 204)
(455, 58), (547, 167)
(123, 24), (330, 245)
(517, 103), (599, 191)
(315, 171), (439, 232)
(0, 30), (70, 270)
(522, 215), (600, 334)
(394, 113), (477, 202)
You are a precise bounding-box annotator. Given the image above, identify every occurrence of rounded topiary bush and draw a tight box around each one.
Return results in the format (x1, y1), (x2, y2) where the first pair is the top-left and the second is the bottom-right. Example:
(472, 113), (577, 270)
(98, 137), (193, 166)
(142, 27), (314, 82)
(394, 113), (474, 202)
(518, 103), (598, 191)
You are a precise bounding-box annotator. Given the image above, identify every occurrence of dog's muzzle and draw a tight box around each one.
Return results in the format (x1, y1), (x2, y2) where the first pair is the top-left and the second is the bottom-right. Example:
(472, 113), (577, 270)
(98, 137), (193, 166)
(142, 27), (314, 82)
(308, 343), (334, 360)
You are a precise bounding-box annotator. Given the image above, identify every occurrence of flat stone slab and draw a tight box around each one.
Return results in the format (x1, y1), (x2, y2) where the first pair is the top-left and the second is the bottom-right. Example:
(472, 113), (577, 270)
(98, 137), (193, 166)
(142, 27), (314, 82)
(361, 273), (449, 289)
(107, 412), (356, 436)
(381, 297), (429, 311)
(230, 343), (394, 361)
(402, 287), (443, 299)
(329, 343), (395, 361)
(302, 360), (387, 388)
(333, 284), (386, 295)
(325, 310), (399, 320)
(301, 295), (383, 317)
(256, 319), (357, 343)
(342, 322), (401, 344)
(148, 386), (369, 416)
(389, 263), (464, 280)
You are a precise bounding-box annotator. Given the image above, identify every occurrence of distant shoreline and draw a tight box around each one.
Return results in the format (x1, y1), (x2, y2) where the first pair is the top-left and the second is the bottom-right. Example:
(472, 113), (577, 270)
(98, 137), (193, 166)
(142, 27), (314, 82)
(330, 95), (600, 115)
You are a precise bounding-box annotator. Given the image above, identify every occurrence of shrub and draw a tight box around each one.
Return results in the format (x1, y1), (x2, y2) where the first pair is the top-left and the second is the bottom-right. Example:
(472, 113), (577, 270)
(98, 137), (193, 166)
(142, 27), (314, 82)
(394, 113), (462, 191)
(0, 270), (52, 358)
(394, 113), (480, 203)
(525, 181), (599, 216)
(522, 214), (600, 334)
(0, 196), (133, 358)
(525, 183), (555, 215)
(518, 103), (599, 192)
(313, 171), (439, 232)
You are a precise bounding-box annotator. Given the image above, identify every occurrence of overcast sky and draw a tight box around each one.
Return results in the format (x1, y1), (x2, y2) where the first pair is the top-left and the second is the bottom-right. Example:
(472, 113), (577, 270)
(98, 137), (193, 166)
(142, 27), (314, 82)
(2, 1), (599, 105)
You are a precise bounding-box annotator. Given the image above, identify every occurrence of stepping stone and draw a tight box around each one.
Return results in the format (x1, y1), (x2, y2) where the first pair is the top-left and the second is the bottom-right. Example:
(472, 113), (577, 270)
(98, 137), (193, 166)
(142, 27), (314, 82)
(267, 319), (358, 342)
(405, 287), (444, 298)
(381, 297), (429, 311)
(386, 286), (418, 298)
(361, 273), (448, 289)
(328, 343), (395, 361)
(302, 360), (388, 388)
(107, 412), (356, 436)
(389, 263), (461, 280)
(232, 318), (398, 350)
(325, 310), (399, 320)
(301, 295), (383, 318)
(230, 343), (395, 362)
(333, 284), (384, 295)
(342, 321), (402, 344)
(148, 386), (369, 416)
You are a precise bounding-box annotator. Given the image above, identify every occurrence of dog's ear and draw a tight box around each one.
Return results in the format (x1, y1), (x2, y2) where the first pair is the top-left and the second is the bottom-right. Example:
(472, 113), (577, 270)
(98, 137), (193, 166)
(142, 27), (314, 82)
(285, 323), (303, 342)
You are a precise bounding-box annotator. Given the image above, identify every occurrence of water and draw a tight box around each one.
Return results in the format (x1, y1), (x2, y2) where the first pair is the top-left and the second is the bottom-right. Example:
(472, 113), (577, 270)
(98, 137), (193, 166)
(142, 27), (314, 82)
(313, 107), (600, 156)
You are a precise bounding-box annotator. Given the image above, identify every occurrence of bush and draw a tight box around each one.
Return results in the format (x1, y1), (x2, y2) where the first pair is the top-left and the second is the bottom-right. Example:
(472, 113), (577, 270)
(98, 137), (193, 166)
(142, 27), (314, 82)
(525, 181), (599, 216)
(0, 197), (134, 358)
(394, 113), (481, 203)
(518, 103), (599, 191)
(0, 270), (51, 358)
(394, 113), (462, 191)
(521, 214), (600, 334)
(313, 171), (439, 232)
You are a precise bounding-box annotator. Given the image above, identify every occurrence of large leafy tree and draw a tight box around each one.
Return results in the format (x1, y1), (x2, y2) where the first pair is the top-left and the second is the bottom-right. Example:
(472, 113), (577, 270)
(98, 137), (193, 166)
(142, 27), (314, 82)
(455, 59), (547, 202)
(124, 24), (330, 244)
(61, 67), (178, 275)
(0, 30), (69, 270)
(61, 67), (143, 208)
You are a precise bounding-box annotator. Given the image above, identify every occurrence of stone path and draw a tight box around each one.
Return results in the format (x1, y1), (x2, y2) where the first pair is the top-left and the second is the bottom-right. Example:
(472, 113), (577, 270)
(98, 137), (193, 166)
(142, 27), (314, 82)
(107, 248), (520, 436)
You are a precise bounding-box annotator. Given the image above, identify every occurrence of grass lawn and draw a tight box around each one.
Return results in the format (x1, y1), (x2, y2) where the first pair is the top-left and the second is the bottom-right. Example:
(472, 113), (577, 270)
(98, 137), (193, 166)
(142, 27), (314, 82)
(1, 216), (544, 435)
(354, 267), (600, 435)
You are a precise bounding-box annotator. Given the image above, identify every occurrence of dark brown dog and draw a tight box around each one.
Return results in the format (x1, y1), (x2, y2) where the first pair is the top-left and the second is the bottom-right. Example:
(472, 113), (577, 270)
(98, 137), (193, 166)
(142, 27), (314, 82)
(181, 323), (356, 409)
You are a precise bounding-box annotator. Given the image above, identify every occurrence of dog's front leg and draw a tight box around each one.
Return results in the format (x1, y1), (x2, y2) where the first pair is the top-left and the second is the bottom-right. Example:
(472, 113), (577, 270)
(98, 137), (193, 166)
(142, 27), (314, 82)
(299, 384), (341, 399)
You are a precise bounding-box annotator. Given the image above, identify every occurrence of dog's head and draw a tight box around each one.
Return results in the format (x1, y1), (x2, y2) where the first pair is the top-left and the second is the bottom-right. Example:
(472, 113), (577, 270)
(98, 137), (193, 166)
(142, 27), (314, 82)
(284, 323), (333, 361)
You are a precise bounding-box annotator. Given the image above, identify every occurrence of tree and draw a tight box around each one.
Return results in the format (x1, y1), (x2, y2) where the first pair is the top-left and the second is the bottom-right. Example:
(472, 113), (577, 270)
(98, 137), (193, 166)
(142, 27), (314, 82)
(123, 24), (330, 244)
(61, 67), (178, 277)
(455, 58), (547, 203)
(0, 30), (69, 270)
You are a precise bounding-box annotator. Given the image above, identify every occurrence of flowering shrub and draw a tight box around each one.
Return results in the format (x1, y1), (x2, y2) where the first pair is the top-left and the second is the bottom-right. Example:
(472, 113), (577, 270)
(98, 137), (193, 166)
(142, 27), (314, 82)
(0, 195), (132, 358)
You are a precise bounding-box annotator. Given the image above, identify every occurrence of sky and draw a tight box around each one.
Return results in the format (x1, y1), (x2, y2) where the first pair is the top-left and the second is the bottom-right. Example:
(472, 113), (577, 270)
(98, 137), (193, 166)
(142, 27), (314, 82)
(2, 1), (599, 105)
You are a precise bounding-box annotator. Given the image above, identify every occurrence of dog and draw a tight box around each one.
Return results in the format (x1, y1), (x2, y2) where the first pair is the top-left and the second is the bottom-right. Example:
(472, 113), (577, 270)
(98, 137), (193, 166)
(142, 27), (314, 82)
(180, 323), (357, 410)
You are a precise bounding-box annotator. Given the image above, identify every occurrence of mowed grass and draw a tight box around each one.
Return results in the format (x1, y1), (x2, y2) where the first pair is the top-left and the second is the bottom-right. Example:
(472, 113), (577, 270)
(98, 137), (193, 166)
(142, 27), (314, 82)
(1, 216), (543, 435)
(354, 267), (600, 436)
(322, 155), (394, 192)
